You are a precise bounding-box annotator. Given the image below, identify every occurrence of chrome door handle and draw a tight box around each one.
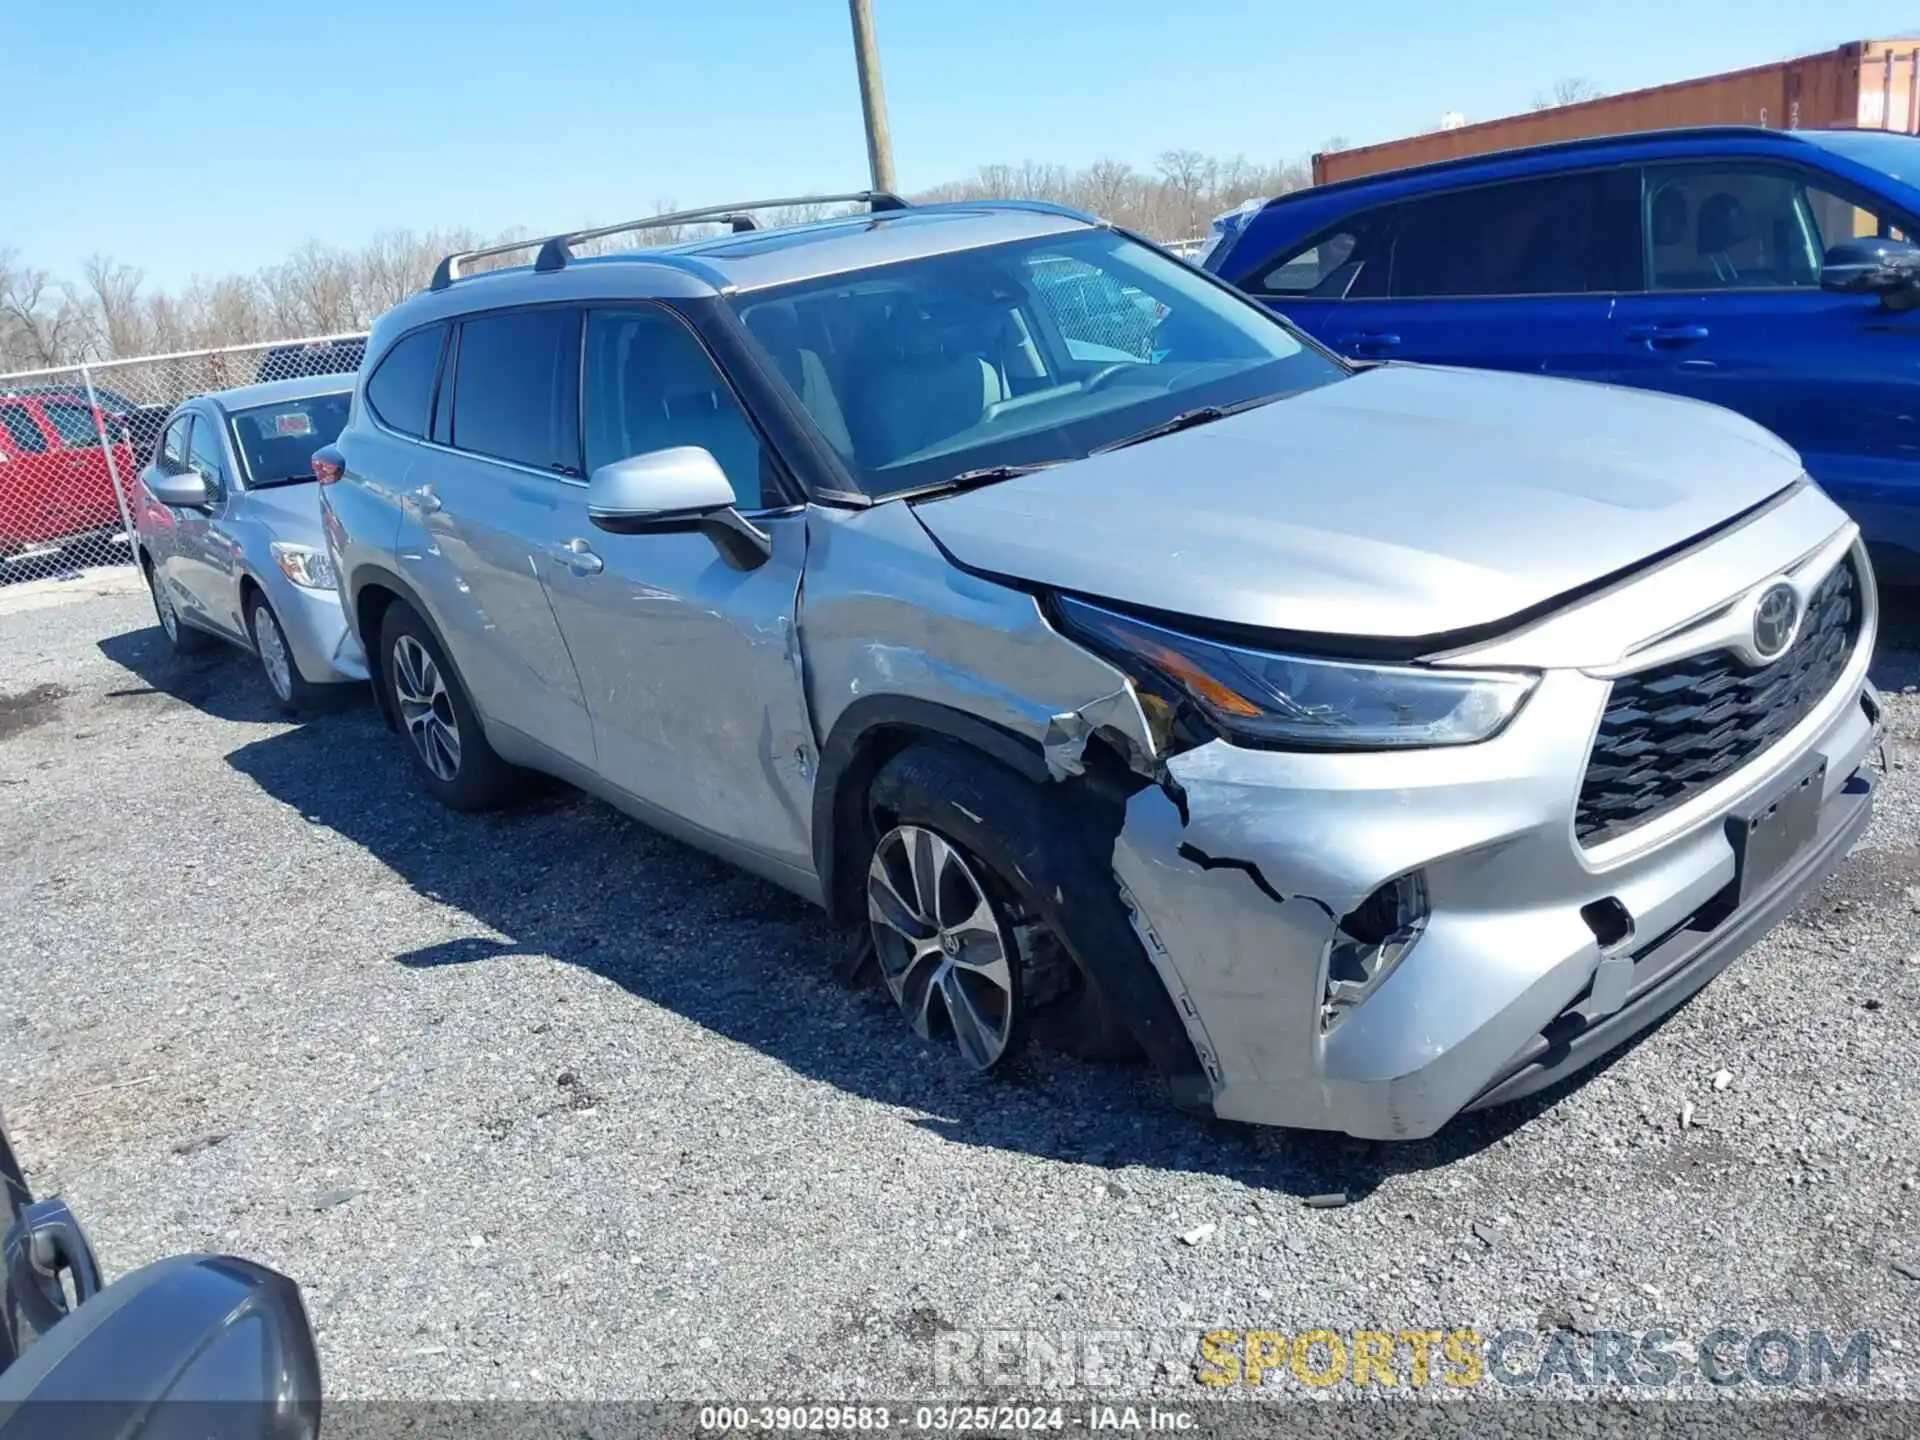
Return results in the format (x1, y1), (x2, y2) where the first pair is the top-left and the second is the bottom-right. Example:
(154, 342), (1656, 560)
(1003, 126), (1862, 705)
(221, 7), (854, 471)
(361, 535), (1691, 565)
(411, 485), (442, 514)
(551, 538), (603, 575)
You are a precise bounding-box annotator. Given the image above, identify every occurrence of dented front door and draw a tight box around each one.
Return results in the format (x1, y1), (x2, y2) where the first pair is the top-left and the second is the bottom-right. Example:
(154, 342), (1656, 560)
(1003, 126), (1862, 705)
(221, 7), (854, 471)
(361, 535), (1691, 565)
(541, 514), (816, 874)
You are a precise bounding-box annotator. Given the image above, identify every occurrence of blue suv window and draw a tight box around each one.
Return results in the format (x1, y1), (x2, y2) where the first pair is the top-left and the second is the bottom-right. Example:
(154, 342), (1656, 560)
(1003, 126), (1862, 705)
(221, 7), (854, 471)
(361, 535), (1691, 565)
(1644, 163), (1911, 290)
(1254, 210), (1394, 299)
(1388, 171), (1639, 298)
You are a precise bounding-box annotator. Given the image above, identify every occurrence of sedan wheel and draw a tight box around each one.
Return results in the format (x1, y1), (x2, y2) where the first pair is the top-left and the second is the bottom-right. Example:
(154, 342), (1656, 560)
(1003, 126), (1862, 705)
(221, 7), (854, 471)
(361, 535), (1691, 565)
(147, 564), (210, 654)
(867, 823), (1020, 1071)
(252, 603), (294, 704)
(390, 632), (461, 782)
(152, 572), (178, 641)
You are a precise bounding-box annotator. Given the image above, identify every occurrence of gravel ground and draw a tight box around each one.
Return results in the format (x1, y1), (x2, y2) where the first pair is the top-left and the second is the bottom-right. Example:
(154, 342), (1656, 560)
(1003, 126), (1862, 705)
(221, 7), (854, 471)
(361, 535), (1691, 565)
(1, 565), (1917, 1412)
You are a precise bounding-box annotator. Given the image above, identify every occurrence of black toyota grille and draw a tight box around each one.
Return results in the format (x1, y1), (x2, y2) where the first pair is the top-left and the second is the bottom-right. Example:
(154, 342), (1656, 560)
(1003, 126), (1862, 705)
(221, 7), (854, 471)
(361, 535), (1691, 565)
(1575, 558), (1860, 846)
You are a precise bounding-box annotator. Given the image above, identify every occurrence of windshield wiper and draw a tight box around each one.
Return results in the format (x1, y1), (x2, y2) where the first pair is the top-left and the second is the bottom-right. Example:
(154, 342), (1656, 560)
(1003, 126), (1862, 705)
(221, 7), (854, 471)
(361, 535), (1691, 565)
(1089, 394), (1283, 456)
(901, 460), (1066, 501)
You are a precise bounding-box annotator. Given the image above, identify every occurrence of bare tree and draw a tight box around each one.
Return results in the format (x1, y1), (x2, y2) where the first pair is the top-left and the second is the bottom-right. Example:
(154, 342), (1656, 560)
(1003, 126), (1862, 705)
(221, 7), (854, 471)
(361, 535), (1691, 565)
(1155, 149), (1216, 238)
(1533, 77), (1604, 111)
(0, 249), (86, 369)
(80, 255), (149, 359)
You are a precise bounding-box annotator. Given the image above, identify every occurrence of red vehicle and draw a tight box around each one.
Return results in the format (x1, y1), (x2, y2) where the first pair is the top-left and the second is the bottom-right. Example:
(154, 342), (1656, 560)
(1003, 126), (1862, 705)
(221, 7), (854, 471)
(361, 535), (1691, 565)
(0, 391), (137, 558)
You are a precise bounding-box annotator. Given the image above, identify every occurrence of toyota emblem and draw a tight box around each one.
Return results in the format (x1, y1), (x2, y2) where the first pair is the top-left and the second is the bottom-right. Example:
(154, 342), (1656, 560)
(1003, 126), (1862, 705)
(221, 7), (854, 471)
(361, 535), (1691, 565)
(1751, 582), (1800, 662)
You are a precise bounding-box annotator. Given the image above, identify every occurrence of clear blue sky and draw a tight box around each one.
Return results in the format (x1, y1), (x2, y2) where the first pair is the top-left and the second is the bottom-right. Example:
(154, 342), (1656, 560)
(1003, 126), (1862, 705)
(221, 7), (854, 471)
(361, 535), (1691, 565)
(10, 0), (1918, 287)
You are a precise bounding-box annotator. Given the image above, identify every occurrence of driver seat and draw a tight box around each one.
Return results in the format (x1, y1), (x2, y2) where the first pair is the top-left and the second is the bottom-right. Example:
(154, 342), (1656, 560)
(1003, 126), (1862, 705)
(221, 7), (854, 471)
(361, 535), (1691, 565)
(1697, 193), (1750, 285)
(845, 304), (1007, 466)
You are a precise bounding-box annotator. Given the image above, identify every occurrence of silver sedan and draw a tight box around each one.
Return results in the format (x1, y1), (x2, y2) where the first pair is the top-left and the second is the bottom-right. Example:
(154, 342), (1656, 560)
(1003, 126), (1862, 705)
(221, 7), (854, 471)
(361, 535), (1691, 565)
(134, 377), (366, 711)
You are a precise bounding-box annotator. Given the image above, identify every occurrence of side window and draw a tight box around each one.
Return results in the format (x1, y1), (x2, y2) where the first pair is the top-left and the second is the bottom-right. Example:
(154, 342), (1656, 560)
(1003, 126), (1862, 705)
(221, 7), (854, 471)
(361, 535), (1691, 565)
(364, 325), (445, 438)
(1806, 187), (1913, 249)
(450, 308), (581, 473)
(1644, 165), (1828, 290)
(1254, 211), (1394, 298)
(583, 307), (776, 509)
(159, 416), (193, 473)
(1390, 171), (1637, 298)
(188, 416), (228, 496)
(0, 406), (49, 455)
(39, 400), (101, 450)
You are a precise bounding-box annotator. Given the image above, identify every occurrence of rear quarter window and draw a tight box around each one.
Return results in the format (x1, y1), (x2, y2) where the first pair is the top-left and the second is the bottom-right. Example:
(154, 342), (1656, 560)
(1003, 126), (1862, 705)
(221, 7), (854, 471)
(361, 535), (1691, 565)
(365, 326), (446, 438)
(0, 405), (49, 454)
(1250, 209), (1396, 298)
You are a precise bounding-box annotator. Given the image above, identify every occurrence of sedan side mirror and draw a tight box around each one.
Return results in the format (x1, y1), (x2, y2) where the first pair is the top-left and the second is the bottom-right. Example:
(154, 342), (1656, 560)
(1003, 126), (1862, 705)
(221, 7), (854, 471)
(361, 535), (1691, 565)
(586, 446), (771, 571)
(1821, 236), (1920, 304)
(145, 469), (209, 509)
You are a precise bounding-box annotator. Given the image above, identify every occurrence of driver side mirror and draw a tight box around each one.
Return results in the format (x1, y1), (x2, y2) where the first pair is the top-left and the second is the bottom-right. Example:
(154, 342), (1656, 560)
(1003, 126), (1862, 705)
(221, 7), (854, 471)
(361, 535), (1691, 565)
(586, 446), (771, 571)
(145, 469), (209, 509)
(1821, 236), (1920, 304)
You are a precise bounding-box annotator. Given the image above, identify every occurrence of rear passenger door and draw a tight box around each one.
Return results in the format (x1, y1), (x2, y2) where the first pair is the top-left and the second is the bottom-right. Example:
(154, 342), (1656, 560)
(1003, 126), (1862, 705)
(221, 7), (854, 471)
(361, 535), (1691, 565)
(36, 397), (125, 535)
(397, 308), (596, 768)
(1251, 171), (1638, 381)
(1372, 170), (1637, 377)
(540, 304), (816, 875)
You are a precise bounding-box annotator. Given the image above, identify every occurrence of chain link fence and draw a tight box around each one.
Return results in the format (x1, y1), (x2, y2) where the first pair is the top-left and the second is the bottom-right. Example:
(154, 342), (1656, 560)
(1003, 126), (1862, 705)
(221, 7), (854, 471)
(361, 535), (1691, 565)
(0, 334), (366, 585)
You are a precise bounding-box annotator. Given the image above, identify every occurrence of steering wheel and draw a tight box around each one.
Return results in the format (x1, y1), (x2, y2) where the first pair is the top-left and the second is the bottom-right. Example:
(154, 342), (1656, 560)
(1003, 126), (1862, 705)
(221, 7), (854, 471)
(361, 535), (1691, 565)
(1081, 362), (1141, 392)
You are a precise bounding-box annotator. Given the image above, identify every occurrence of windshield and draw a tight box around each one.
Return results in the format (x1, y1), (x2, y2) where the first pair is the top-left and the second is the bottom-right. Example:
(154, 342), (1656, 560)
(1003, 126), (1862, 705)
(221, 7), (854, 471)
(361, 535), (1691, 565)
(730, 228), (1346, 498)
(1805, 130), (1920, 188)
(228, 392), (350, 487)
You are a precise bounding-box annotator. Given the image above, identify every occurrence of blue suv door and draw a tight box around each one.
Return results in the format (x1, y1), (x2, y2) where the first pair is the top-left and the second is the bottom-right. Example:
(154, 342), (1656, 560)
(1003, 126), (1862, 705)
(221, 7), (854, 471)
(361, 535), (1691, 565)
(1235, 169), (1639, 382)
(1611, 158), (1920, 582)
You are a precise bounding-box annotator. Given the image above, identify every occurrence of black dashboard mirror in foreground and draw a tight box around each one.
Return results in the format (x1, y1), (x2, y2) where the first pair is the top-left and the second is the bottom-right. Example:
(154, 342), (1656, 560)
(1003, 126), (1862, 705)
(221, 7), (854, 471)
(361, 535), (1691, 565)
(0, 1112), (320, 1440)
(1821, 235), (1920, 301)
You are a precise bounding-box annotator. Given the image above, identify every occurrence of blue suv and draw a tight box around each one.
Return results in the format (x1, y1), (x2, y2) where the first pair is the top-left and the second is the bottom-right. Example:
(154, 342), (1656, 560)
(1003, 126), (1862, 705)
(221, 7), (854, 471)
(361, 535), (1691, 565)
(1203, 126), (1920, 583)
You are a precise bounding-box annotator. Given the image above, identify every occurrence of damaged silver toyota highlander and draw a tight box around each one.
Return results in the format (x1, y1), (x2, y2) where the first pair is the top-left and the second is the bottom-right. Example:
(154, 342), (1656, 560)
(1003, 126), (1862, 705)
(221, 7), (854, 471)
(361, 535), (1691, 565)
(318, 192), (1882, 1140)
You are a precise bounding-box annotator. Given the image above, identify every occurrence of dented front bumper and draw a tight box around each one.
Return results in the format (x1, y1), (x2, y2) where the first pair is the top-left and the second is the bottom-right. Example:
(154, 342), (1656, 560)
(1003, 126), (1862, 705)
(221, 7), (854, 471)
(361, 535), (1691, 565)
(1111, 656), (1881, 1142)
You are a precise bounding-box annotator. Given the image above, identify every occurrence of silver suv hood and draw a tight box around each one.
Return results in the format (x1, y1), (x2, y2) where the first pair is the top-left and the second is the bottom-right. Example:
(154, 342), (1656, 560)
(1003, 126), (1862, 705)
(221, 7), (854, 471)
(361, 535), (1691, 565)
(910, 364), (1804, 641)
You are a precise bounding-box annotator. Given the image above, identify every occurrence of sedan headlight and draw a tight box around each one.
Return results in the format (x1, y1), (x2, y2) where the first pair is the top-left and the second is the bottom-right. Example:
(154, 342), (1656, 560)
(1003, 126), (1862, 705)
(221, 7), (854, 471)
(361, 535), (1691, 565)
(270, 542), (337, 591)
(1055, 596), (1537, 749)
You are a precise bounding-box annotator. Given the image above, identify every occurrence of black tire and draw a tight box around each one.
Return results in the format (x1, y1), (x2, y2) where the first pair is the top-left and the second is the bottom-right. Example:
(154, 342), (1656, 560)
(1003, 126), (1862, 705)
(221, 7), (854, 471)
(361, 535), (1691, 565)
(145, 557), (212, 654)
(865, 743), (1143, 1066)
(378, 601), (520, 811)
(245, 593), (325, 716)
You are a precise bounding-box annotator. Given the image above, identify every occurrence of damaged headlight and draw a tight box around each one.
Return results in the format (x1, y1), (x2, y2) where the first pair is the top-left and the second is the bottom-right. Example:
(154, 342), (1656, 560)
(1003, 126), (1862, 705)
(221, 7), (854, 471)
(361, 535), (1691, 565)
(1054, 596), (1537, 749)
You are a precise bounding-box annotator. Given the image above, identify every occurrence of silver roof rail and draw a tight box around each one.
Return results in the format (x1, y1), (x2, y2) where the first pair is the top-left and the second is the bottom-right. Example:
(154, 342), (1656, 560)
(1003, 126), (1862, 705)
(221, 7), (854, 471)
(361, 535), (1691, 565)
(427, 191), (911, 292)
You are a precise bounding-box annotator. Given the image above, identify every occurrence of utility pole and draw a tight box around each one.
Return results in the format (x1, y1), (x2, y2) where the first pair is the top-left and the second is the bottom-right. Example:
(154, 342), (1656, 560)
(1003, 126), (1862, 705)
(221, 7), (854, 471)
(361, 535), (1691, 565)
(848, 0), (896, 193)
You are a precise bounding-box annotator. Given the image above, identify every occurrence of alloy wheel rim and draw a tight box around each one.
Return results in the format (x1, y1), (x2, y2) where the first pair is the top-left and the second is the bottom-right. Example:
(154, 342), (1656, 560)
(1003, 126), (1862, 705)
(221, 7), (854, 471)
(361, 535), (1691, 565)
(254, 606), (293, 702)
(153, 575), (177, 640)
(391, 634), (461, 782)
(867, 824), (1017, 1070)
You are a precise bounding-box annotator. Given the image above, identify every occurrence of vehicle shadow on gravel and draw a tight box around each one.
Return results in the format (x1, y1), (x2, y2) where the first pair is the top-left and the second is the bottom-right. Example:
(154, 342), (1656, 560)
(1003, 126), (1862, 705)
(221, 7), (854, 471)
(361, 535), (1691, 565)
(208, 698), (1620, 1205)
(112, 597), (1902, 1207)
(96, 627), (372, 725)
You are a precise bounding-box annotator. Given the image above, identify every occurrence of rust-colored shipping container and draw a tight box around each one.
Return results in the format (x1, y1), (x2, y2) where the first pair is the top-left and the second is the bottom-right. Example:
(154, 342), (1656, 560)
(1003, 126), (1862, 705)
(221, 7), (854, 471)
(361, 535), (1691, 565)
(1313, 40), (1920, 186)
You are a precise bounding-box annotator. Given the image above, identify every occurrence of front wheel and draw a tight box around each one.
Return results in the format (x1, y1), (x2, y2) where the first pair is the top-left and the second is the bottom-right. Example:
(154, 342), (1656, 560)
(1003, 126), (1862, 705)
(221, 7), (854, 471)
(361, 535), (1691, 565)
(248, 597), (323, 715)
(146, 561), (212, 654)
(378, 602), (520, 811)
(864, 744), (1142, 1074)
